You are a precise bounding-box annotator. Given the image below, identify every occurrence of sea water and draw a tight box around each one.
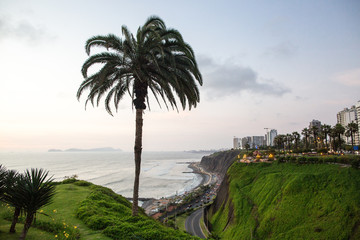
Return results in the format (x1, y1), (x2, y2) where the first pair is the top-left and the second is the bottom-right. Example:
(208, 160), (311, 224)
(0, 151), (204, 198)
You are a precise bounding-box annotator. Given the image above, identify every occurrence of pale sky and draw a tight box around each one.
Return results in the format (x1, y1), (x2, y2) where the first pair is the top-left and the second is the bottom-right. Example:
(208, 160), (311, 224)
(1, 0), (359, 152)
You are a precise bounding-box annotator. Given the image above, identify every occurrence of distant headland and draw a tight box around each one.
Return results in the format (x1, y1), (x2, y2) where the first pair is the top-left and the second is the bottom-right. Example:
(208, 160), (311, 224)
(48, 147), (122, 152)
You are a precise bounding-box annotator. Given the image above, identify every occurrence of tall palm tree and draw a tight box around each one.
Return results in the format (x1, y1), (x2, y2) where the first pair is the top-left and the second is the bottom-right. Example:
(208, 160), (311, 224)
(329, 130), (337, 151)
(310, 126), (320, 149)
(292, 132), (300, 150)
(274, 135), (286, 153)
(302, 128), (310, 150)
(346, 122), (359, 151)
(286, 134), (294, 151)
(321, 124), (332, 149)
(333, 124), (345, 151)
(16, 169), (55, 240)
(77, 16), (202, 216)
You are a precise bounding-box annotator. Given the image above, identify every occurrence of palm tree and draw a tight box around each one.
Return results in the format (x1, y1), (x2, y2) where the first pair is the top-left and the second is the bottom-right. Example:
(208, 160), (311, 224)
(2, 170), (23, 233)
(16, 169), (55, 240)
(302, 128), (310, 150)
(346, 122), (359, 151)
(77, 16), (202, 216)
(310, 126), (320, 149)
(321, 124), (332, 149)
(274, 135), (286, 153)
(286, 134), (294, 151)
(333, 124), (345, 151)
(292, 132), (300, 150)
(329, 130), (337, 151)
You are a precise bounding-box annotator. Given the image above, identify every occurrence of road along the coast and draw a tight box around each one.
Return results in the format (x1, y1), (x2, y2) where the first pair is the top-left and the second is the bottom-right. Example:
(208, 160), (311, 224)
(185, 208), (206, 239)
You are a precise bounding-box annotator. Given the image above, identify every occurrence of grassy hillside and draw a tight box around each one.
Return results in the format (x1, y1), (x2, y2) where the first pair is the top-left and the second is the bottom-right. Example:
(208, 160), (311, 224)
(0, 180), (198, 240)
(209, 162), (360, 239)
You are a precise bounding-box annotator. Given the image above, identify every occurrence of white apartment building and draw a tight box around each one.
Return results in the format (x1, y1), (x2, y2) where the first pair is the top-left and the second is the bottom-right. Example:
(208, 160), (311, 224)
(266, 129), (278, 146)
(233, 137), (241, 149)
(356, 101), (360, 145)
(337, 103), (359, 145)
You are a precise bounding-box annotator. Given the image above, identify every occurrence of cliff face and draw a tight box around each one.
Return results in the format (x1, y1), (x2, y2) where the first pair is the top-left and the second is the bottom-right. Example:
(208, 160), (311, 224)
(200, 150), (241, 176)
(206, 163), (360, 239)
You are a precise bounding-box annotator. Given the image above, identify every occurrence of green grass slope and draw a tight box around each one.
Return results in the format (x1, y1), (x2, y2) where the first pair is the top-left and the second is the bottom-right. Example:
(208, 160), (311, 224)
(209, 163), (360, 240)
(0, 180), (198, 240)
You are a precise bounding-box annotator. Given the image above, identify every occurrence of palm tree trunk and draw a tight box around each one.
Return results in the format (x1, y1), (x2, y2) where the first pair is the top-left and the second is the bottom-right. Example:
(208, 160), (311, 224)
(20, 213), (34, 240)
(132, 109), (143, 216)
(325, 136), (328, 149)
(9, 207), (20, 233)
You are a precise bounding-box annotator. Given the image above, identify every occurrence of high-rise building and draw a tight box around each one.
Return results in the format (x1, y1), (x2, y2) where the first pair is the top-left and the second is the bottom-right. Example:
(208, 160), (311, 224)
(337, 104), (359, 145)
(356, 101), (360, 145)
(266, 129), (277, 146)
(233, 137), (240, 149)
(309, 119), (321, 130)
(251, 136), (265, 149)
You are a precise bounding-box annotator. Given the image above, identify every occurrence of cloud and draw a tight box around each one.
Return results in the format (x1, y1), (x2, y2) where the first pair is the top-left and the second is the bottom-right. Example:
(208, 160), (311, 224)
(0, 15), (50, 43)
(263, 41), (297, 58)
(198, 55), (291, 99)
(334, 68), (360, 86)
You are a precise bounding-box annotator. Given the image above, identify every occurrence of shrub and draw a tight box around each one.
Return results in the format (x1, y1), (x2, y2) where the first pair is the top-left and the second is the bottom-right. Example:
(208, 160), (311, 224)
(85, 215), (116, 230)
(103, 223), (137, 240)
(351, 160), (360, 169)
(74, 180), (92, 186)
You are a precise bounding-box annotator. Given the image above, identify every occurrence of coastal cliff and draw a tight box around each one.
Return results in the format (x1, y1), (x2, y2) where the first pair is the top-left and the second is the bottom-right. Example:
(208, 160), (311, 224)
(200, 150), (241, 176)
(206, 162), (360, 239)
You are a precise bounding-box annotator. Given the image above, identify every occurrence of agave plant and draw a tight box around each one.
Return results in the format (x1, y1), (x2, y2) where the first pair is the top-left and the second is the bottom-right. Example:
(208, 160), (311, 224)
(14, 169), (56, 240)
(2, 169), (24, 233)
(0, 165), (7, 199)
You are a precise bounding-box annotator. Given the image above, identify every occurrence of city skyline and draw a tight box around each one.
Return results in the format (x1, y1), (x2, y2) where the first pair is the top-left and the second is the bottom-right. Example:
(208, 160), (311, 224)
(1, 0), (360, 152)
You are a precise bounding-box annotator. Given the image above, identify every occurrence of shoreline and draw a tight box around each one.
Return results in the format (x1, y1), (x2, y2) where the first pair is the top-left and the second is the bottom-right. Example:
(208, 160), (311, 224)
(142, 161), (219, 216)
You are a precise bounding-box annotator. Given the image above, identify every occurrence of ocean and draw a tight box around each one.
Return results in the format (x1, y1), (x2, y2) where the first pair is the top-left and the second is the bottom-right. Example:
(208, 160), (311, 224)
(0, 151), (205, 199)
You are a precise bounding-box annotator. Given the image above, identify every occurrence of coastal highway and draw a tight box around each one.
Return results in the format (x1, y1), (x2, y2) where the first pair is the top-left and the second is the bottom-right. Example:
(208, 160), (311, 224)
(185, 208), (206, 239)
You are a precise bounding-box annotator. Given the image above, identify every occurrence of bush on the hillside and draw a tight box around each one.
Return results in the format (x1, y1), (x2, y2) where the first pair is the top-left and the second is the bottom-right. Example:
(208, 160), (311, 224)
(85, 215), (117, 230)
(62, 178), (78, 184)
(74, 180), (92, 186)
(76, 185), (198, 240)
(34, 220), (80, 240)
(103, 223), (137, 240)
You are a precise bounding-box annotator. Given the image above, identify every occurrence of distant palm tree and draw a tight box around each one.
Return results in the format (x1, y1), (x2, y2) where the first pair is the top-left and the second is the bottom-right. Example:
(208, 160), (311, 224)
(2, 170), (23, 233)
(321, 124), (332, 149)
(310, 126), (320, 149)
(346, 122), (359, 151)
(16, 169), (55, 240)
(274, 135), (286, 153)
(77, 16), (202, 216)
(292, 132), (300, 150)
(333, 124), (345, 151)
(286, 134), (294, 151)
(301, 128), (310, 150)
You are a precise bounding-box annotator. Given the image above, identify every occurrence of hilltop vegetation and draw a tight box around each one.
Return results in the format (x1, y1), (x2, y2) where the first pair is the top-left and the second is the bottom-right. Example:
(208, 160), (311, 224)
(0, 179), (198, 239)
(208, 162), (360, 239)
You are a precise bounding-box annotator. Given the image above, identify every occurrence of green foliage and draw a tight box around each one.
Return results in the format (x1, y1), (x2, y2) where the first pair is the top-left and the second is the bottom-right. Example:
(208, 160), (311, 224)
(33, 219), (80, 240)
(73, 180), (93, 186)
(62, 174), (79, 184)
(210, 163), (360, 239)
(76, 185), (199, 240)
